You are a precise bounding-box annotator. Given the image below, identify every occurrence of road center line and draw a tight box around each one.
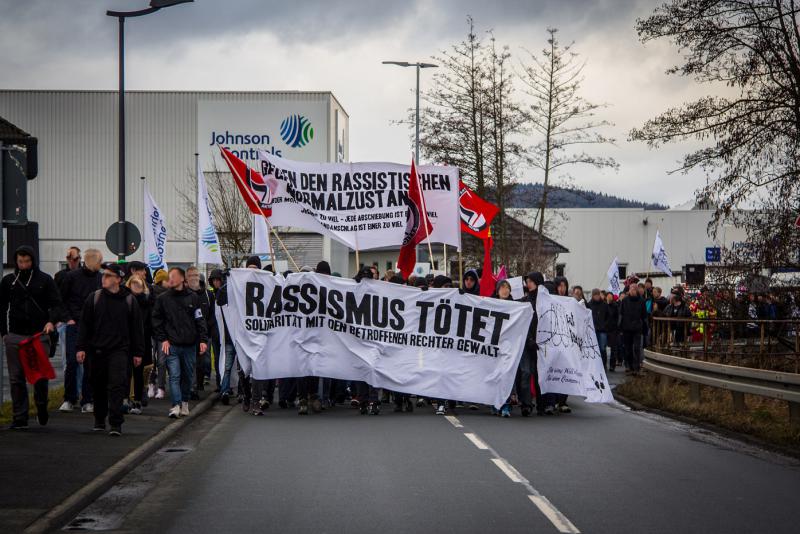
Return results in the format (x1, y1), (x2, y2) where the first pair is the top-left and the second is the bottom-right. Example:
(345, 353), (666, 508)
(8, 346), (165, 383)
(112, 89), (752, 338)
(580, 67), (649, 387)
(444, 415), (463, 428)
(464, 432), (489, 450)
(444, 419), (580, 533)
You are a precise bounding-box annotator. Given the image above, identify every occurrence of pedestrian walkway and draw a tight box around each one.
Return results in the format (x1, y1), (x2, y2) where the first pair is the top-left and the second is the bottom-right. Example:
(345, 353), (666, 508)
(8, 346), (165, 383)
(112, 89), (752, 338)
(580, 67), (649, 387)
(0, 392), (212, 532)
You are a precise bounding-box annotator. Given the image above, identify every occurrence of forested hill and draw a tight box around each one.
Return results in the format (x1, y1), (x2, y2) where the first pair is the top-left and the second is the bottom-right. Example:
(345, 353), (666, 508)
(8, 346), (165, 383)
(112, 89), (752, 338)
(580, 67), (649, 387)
(506, 183), (668, 209)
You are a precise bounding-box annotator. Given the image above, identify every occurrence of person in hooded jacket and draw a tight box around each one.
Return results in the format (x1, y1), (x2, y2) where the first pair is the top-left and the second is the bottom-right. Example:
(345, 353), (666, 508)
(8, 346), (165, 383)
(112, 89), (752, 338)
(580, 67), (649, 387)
(77, 263), (145, 436)
(58, 248), (103, 414)
(493, 279), (516, 417)
(519, 272), (545, 416)
(0, 246), (65, 429)
(462, 269), (480, 295)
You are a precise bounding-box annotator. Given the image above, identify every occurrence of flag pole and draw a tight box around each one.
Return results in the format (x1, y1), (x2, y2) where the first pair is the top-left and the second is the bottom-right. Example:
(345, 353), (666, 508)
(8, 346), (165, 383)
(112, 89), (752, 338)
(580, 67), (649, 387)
(415, 158), (436, 269)
(443, 244), (448, 277)
(458, 249), (463, 286)
(195, 152), (202, 272)
(267, 221), (277, 271)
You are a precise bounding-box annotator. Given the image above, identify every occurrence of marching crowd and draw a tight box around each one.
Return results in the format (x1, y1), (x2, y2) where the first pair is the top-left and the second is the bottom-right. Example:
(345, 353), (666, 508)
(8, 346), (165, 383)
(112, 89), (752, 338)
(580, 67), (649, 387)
(3, 244), (799, 435)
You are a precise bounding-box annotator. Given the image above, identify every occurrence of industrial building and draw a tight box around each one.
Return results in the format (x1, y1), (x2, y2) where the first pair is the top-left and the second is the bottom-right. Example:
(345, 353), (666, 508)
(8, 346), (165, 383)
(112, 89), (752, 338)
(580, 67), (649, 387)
(0, 90), (350, 275)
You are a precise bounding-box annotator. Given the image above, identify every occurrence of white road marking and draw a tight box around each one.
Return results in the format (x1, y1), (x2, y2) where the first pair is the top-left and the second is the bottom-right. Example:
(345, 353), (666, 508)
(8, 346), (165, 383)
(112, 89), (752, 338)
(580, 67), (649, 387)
(529, 495), (581, 534)
(491, 458), (523, 483)
(463, 432), (489, 450)
(444, 415), (463, 428)
(443, 418), (581, 533)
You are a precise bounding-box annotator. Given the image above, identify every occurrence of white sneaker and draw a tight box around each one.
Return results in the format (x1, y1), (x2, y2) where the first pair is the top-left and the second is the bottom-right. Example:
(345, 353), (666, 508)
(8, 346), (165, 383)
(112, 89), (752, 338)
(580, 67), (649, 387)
(169, 405), (181, 418)
(81, 403), (94, 414)
(147, 384), (156, 399)
(155, 388), (166, 399)
(435, 405), (446, 415)
(59, 401), (74, 412)
(180, 402), (190, 417)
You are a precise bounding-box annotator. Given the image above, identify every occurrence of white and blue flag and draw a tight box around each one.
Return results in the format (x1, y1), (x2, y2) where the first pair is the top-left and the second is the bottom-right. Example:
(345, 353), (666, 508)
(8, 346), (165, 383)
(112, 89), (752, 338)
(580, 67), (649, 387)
(651, 230), (672, 277)
(197, 164), (223, 264)
(144, 184), (167, 274)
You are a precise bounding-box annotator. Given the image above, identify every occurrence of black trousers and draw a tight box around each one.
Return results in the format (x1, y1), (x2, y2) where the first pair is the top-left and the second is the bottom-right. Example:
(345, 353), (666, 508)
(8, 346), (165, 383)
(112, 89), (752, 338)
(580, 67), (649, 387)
(90, 348), (129, 427)
(297, 376), (319, 401)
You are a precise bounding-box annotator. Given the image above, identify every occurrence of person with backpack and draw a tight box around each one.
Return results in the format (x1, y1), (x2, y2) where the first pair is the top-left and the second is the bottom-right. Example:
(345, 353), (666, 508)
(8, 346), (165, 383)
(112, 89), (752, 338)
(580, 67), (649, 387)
(0, 246), (65, 430)
(152, 267), (208, 418)
(76, 263), (144, 436)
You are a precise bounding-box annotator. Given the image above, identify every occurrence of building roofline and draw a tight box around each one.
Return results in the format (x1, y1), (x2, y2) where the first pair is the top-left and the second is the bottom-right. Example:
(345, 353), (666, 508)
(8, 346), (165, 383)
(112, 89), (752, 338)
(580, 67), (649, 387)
(0, 89), (349, 117)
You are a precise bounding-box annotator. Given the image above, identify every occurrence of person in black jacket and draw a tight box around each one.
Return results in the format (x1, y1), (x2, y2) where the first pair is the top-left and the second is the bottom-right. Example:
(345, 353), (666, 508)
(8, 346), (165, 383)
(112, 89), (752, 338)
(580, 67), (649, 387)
(0, 246), (65, 429)
(519, 271), (545, 416)
(186, 266), (217, 399)
(152, 267), (208, 419)
(462, 269), (480, 295)
(587, 288), (610, 370)
(76, 263), (144, 436)
(605, 292), (621, 371)
(59, 248), (102, 414)
(664, 288), (692, 344)
(619, 283), (648, 374)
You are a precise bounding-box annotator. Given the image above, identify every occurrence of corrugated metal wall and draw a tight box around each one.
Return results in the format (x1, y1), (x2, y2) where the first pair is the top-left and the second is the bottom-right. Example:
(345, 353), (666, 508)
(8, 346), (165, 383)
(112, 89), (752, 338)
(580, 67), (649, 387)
(0, 90), (347, 272)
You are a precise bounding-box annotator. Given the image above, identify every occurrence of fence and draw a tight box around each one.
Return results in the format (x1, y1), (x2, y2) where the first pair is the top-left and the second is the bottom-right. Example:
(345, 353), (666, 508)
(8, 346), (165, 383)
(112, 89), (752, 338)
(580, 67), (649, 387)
(646, 317), (800, 427)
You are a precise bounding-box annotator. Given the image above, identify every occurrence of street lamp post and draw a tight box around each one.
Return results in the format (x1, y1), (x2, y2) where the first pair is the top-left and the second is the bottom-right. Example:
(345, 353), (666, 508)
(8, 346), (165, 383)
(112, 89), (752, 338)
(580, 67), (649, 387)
(381, 61), (438, 166)
(106, 0), (192, 261)
(382, 61), (438, 267)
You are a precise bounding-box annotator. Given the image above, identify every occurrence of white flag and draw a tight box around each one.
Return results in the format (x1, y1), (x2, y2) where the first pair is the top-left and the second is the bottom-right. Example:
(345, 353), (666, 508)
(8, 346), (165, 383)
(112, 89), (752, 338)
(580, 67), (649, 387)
(143, 184), (167, 274)
(652, 230), (672, 276)
(252, 215), (270, 255)
(606, 257), (621, 295)
(197, 165), (223, 264)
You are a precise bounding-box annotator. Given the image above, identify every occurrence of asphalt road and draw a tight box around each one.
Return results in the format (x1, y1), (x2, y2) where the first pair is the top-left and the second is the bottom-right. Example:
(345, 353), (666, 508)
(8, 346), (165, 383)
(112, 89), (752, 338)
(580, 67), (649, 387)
(77, 393), (800, 534)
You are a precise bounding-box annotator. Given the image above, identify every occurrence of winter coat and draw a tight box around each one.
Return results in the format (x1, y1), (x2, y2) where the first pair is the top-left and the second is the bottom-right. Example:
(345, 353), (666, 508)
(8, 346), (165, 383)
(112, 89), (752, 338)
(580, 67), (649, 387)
(619, 294), (648, 333)
(76, 287), (145, 358)
(0, 246), (65, 337)
(152, 287), (208, 346)
(60, 266), (102, 322)
(586, 299), (609, 333)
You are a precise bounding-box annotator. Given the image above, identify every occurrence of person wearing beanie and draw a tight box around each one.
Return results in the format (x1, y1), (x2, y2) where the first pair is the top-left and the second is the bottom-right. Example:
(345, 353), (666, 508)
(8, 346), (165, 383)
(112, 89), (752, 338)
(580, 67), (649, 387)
(246, 256), (262, 269)
(462, 269), (480, 295)
(432, 275), (453, 288)
(263, 264), (274, 274)
(300, 265), (314, 273)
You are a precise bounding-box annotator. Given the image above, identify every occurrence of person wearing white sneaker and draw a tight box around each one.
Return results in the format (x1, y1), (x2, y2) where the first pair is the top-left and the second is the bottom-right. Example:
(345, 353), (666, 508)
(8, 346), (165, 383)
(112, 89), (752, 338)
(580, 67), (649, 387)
(169, 405), (181, 418)
(81, 403), (94, 413)
(180, 401), (190, 416)
(152, 268), (208, 421)
(59, 400), (74, 412)
(147, 384), (156, 399)
(155, 388), (166, 399)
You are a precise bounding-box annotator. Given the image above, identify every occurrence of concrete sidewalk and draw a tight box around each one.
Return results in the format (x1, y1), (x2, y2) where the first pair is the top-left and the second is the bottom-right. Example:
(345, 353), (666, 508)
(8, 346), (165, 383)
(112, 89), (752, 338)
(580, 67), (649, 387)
(0, 392), (214, 532)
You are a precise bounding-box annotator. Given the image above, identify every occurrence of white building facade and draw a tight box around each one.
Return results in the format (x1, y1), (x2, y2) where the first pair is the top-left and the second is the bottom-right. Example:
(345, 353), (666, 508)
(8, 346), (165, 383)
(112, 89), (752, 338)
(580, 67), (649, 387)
(0, 90), (350, 275)
(509, 207), (750, 291)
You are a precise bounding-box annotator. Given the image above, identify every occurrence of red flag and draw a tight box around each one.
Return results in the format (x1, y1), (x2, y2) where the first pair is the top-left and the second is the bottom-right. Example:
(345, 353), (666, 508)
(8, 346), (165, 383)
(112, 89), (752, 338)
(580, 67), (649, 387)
(479, 230), (496, 297)
(397, 159), (434, 279)
(795, 214), (800, 228)
(495, 264), (508, 281)
(18, 333), (55, 385)
(459, 180), (499, 240)
(219, 146), (277, 217)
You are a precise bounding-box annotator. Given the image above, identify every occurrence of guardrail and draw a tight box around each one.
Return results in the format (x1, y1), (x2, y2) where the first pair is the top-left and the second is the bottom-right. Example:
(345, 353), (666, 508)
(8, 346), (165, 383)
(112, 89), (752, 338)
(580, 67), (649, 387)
(645, 318), (800, 427)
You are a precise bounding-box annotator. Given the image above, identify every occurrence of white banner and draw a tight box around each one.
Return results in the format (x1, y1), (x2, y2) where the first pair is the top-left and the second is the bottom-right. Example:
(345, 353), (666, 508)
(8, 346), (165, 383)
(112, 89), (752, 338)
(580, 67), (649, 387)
(257, 153), (461, 251)
(224, 269), (532, 408)
(607, 257), (621, 295)
(143, 184), (167, 273)
(507, 276), (524, 300)
(536, 287), (613, 403)
(652, 230), (672, 276)
(197, 166), (223, 264)
(252, 215), (270, 255)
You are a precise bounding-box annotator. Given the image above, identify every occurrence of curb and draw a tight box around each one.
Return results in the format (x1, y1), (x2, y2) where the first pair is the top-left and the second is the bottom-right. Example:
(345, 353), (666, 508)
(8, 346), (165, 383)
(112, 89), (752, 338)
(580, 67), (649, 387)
(612, 390), (800, 461)
(24, 393), (219, 534)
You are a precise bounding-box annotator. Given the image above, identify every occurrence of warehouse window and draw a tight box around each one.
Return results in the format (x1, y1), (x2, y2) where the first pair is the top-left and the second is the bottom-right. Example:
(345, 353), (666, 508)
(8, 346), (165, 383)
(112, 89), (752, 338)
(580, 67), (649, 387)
(555, 263), (565, 277)
(618, 264), (628, 279)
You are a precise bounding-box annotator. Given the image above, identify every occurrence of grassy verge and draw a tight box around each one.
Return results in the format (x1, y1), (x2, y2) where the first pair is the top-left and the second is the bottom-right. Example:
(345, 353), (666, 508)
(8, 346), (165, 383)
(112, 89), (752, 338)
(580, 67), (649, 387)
(0, 386), (65, 425)
(616, 374), (800, 450)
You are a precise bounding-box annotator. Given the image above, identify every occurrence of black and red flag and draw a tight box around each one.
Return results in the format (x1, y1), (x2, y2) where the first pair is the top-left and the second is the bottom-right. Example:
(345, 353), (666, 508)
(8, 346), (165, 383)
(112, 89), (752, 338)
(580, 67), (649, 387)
(397, 159), (434, 279)
(219, 146), (279, 218)
(459, 180), (499, 240)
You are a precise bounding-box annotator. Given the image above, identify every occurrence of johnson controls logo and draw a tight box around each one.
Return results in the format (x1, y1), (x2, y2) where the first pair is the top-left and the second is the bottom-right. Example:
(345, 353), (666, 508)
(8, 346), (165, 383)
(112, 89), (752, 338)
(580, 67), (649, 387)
(280, 114), (314, 148)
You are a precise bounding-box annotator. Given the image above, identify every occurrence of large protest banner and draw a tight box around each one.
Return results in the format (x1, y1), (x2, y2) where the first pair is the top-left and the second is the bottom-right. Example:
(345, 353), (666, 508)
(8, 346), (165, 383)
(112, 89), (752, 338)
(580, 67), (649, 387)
(257, 153), (460, 250)
(223, 269), (532, 408)
(535, 288), (614, 403)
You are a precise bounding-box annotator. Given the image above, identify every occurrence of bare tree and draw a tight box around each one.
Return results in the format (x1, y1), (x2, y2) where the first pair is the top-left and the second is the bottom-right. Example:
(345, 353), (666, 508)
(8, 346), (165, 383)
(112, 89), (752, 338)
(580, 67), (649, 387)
(518, 28), (618, 238)
(631, 0), (800, 278)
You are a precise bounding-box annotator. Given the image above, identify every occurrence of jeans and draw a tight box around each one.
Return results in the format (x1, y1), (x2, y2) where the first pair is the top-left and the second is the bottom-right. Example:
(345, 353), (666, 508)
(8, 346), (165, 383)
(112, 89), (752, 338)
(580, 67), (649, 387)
(166, 344), (195, 406)
(515, 347), (534, 409)
(64, 324), (92, 405)
(596, 332), (608, 369)
(4, 333), (51, 424)
(89, 348), (128, 427)
(149, 342), (168, 390)
(220, 342), (237, 395)
(623, 331), (643, 372)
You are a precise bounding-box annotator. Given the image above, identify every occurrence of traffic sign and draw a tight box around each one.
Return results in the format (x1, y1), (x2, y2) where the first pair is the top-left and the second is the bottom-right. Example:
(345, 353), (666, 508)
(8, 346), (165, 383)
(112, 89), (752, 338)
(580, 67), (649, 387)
(105, 221), (141, 257)
(705, 247), (721, 263)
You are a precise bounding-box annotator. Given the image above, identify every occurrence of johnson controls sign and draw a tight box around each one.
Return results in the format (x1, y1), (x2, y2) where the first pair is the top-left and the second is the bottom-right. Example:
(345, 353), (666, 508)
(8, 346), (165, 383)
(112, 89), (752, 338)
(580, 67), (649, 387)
(198, 100), (327, 170)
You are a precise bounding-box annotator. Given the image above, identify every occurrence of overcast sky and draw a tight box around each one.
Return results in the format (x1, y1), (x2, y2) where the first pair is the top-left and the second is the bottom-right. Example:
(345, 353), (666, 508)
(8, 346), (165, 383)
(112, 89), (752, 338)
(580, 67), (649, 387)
(0, 0), (715, 206)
